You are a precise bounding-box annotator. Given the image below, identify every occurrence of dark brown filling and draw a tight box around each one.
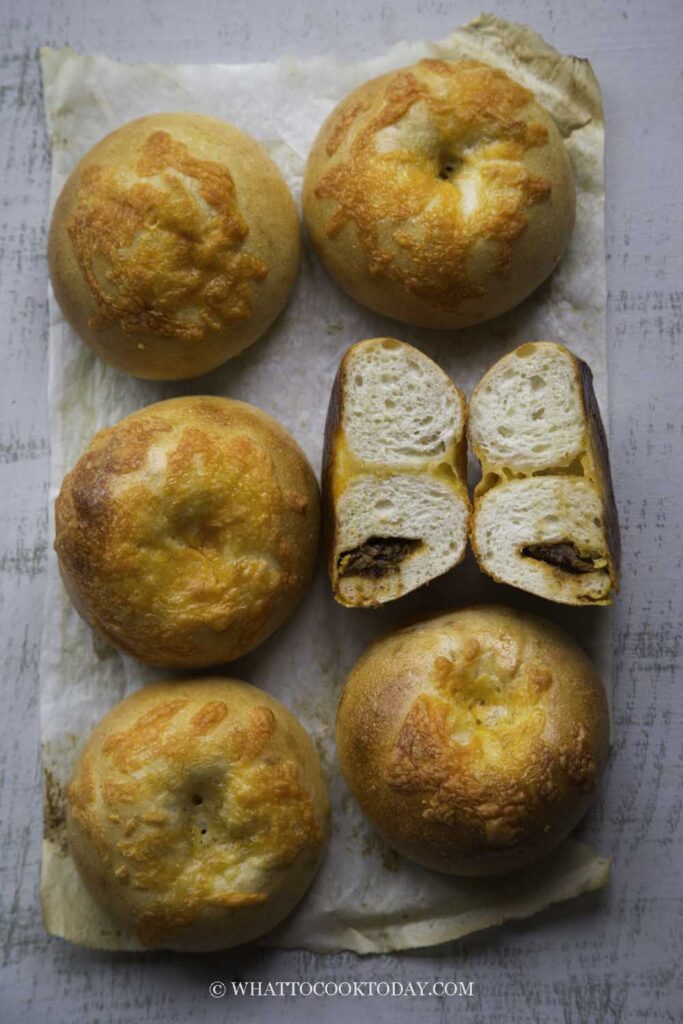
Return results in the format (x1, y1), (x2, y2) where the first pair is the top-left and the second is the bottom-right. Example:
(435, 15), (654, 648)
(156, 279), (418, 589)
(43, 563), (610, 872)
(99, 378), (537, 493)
(522, 541), (606, 575)
(337, 537), (422, 579)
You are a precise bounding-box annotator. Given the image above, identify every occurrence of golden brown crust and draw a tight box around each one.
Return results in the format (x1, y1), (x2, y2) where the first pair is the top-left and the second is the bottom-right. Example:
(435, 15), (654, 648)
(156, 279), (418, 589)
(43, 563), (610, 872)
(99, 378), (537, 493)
(67, 130), (268, 340)
(67, 678), (329, 950)
(55, 396), (320, 668)
(49, 114), (300, 380)
(303, 60), (575, 329)
(336, 605), (609, 875)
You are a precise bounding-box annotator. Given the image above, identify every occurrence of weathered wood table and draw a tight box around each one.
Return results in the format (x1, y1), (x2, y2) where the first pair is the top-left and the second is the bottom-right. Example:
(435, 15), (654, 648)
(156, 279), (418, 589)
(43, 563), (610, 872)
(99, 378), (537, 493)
(1, 1), (681, 1020)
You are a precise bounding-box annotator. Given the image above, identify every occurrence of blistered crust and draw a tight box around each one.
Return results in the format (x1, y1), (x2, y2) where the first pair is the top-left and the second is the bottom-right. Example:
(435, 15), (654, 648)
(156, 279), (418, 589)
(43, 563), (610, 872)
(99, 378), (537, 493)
(67, 679), (329, 949)
(49, 114), (300, 379)
(55, 396), (320, 668)
(336, 605), (609, 875)
(304, 60), (575, 329)
(67, 130), (268, 340)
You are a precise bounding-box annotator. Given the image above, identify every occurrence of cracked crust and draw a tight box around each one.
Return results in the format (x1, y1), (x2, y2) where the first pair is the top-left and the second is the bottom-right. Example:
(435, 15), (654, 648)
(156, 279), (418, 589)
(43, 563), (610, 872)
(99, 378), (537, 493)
(49, 114), (300, 380)
(55, 396), (320, 668)
(336, 605), (609, 875)
(67, 679), (329, 950)
(303, 59), (575, 329)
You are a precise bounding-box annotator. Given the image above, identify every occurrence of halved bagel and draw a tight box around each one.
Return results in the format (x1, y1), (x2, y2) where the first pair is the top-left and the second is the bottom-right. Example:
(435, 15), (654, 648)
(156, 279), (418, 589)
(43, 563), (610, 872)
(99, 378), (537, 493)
(469, 341), (620, 605)
(323, 338), (470, 606)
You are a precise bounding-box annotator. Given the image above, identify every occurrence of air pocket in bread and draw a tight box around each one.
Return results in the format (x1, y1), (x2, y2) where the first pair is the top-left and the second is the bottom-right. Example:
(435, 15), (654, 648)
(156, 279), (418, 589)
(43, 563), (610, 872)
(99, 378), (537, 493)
(323, 338), (470, 607)
(468, 341), (620, 605)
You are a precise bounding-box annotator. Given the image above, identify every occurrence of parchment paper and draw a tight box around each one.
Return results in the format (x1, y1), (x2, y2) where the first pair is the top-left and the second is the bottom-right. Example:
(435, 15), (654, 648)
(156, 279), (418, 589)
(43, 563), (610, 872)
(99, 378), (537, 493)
(39, 14), (611, 955)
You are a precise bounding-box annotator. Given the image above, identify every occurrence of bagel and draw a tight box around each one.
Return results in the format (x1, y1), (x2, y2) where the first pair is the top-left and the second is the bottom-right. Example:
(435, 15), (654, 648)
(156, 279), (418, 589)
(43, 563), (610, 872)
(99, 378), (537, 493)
(66, 678), (330, 950)
(49, 114), (300, 379)
(322, 337), (470, 606)
(54, 396), (320, 668)
(336, 605), (609, 876)
(468, 342), (620, 604)
(303, 59), (575, 329)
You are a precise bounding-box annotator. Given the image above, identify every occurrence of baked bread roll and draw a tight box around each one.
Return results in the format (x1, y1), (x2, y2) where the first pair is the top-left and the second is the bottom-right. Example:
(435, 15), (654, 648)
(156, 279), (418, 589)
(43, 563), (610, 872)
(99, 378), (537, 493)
(48, 114), (299, 380)
(323, 338), (470, 606)
(336, 605), (609, 876)
(469, 342), (620, 605)
(55, 396), (319, 667)
(303, 59), (575, 329)
(67, 678), (329, 950)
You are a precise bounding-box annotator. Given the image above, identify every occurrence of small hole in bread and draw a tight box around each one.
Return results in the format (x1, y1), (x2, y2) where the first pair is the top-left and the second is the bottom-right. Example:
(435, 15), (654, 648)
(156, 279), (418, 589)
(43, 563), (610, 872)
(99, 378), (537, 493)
(531, 455), (586, 478)
(191, 794), (203, 806)
(437, 156), (462, 181)
(531, 407), (545, 420)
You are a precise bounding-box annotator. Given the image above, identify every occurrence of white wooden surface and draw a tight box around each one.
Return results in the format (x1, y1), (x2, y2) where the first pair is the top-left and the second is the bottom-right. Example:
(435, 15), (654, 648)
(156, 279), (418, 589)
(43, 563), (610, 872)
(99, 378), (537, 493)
(1, 1), (681, 1021)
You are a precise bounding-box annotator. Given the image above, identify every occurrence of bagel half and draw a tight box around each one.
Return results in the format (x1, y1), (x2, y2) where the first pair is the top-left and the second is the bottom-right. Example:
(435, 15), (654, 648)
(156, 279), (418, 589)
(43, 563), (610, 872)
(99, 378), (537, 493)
(303, 59), (575, 329)
(323, 338), (470, 606)
(468, 342), (620, 604)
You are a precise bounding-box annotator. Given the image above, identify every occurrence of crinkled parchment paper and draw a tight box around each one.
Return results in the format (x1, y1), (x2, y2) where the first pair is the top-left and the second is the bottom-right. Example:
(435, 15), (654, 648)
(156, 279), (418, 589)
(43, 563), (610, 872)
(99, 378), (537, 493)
(39, 14), (611, 954)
